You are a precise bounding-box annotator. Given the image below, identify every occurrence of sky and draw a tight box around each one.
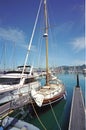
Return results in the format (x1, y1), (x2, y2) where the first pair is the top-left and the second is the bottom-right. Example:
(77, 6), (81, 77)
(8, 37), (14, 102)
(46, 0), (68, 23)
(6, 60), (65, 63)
(0, 0), (85, 70)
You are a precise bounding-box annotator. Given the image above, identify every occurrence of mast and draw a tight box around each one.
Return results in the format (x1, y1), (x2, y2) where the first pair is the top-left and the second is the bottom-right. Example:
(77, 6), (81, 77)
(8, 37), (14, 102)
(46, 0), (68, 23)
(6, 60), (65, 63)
(4, 43), (6, 71)
(19, 0), (42, 87)
(43, 0), (49, 85)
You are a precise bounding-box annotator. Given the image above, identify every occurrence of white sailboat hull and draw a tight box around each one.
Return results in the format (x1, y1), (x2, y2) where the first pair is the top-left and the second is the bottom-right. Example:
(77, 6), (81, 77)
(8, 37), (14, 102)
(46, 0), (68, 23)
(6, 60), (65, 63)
(31, 82), (66, 107)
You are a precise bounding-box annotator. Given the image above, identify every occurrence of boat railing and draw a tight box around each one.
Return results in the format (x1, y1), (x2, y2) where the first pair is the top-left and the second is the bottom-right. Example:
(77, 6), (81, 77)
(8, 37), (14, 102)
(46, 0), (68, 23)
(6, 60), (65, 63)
(0, 102), (12, 119)
(0, 93), (32, 119)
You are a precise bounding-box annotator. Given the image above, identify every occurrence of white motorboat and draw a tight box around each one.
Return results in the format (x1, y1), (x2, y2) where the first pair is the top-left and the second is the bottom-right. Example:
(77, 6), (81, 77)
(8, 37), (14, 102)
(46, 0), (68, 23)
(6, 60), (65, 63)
(0, 66), (40, 104)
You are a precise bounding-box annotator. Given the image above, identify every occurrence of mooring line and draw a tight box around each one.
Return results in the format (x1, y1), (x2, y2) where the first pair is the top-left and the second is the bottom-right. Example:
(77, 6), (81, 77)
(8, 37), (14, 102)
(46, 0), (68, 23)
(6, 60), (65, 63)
(31, 101), (47, 130)
(49, 100), (61, 130)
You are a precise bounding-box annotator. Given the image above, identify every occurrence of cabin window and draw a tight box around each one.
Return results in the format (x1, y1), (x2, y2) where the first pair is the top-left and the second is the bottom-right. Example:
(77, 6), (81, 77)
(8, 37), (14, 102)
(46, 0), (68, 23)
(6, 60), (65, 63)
(0, 78), (20, 85)
(24, 78), (36, 84)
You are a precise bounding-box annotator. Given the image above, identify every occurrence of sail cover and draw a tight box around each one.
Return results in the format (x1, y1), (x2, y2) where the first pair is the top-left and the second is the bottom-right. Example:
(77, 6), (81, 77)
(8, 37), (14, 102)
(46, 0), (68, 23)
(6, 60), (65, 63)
(31, 89), (44, 107)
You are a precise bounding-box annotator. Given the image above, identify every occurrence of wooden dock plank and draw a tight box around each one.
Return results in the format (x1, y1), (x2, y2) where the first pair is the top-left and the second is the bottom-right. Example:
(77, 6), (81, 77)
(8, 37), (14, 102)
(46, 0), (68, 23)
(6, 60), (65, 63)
(69, 87), (85, 130)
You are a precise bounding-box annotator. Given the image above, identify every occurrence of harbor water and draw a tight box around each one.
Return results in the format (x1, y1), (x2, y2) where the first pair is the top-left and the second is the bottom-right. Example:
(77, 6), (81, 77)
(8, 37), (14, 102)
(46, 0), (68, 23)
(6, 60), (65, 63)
(20, 73), (85, 130)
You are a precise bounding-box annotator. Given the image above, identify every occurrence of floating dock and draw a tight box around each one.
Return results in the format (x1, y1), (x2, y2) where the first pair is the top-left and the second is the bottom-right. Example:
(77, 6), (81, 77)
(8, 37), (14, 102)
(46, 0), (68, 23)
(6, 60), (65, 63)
(68, 75), (85, 130)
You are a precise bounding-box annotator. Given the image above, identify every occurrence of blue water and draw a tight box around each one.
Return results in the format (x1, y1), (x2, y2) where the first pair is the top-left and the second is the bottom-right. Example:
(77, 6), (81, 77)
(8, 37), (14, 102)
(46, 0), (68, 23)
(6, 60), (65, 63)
(24, 73), (85, 130)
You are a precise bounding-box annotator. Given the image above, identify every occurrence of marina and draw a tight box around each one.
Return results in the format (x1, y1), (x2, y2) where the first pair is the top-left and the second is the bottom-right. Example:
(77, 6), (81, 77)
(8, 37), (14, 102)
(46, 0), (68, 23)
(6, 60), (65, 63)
(0, 0), (66, 107)
(0, 73), (85, 130)
(27, 74), (85, 130)
(0, 0), (85, 129)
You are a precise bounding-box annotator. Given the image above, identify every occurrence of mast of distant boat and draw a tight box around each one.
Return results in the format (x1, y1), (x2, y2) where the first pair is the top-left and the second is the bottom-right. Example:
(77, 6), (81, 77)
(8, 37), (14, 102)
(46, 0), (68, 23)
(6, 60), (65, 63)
(43, 0), (49, 86)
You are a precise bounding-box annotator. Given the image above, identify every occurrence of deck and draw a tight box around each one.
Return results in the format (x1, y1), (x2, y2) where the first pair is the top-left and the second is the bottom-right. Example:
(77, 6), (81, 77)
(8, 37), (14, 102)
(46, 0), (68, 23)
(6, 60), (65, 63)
(68, 86), (85, 130)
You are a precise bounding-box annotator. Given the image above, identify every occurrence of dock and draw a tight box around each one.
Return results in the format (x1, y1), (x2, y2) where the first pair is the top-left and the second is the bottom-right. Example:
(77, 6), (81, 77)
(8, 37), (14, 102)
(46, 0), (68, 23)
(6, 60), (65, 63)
(68, 74), (85, 130)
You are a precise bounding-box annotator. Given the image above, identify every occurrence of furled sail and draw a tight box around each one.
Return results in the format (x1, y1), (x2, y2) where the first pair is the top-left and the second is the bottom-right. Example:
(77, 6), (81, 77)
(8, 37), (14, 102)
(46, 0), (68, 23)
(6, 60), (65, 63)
(31, 89), (44, 107)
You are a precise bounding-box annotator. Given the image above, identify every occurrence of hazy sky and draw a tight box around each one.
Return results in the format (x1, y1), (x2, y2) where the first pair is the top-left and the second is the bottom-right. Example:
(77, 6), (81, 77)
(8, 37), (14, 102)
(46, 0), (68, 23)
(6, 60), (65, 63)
(0, 0), (85, 69)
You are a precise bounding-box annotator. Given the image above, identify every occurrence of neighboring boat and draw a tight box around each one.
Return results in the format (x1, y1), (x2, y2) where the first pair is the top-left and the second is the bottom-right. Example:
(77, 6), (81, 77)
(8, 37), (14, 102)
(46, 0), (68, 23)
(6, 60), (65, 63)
(83, 68), (86, 76)
(1, 116), (40, 130)
(0, 66), (40, 104)
(31, 0), (66, 107)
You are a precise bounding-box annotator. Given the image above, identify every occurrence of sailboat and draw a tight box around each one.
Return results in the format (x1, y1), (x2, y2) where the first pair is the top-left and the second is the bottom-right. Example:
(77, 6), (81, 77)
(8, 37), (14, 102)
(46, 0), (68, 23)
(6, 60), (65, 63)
(31, 0), (66, 107)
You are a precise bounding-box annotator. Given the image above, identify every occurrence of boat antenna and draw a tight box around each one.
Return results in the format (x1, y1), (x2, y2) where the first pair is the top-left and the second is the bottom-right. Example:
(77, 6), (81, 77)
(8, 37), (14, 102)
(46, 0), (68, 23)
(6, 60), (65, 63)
(43, 0), (49, 85)
(19, 0), (43, 86)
